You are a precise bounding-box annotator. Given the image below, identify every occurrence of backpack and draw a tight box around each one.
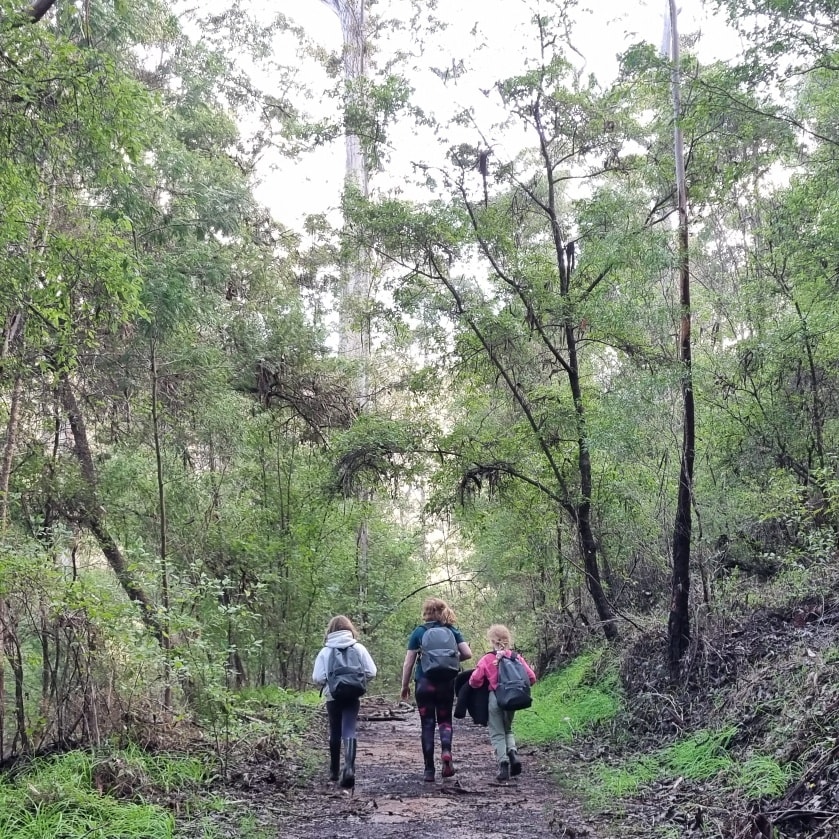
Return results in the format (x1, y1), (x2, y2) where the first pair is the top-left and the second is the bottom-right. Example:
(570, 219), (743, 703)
(494, 652), (532, 711)
(419, 622), (460, 682)
(326, 645), (368, 702)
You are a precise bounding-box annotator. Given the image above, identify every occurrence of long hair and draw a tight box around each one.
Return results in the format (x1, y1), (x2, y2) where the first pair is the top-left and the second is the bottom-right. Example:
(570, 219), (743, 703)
(422, 597), (457, 626)
(325, 615), (358, 641)
(487, 624), (512, 650)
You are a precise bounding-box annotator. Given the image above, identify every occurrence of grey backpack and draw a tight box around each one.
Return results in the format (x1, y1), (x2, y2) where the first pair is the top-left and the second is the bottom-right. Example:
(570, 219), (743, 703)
(419, 622), (460, 682)
(327, 645), (368, 701)
(495, 652), (532, 711)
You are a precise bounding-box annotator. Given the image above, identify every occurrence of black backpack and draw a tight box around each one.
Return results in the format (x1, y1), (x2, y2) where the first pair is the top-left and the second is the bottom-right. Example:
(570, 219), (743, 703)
(326, 645), (368, 701)
(495, 652), (532, 711)
(419, 622), (460, 682)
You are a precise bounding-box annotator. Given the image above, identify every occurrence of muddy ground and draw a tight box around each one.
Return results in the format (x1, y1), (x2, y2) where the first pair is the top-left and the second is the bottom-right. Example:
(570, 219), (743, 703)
(179, 699), (598, 839)
(172, 595), (839, 839)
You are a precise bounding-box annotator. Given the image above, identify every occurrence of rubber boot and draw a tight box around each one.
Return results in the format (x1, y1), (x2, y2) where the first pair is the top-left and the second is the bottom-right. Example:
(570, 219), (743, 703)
(329, 741), (341, 782)
(340, 738), (356, 789)
(423, 747), (435, 782)
(496, 760), (510, 782)
(508, 749), (522, 777)
(441, 750), (455, 778)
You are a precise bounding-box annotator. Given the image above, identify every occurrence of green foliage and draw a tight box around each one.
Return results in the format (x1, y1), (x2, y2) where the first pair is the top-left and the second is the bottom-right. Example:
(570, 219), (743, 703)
(113, 745), (211, 792)
(516, 652), (622, 744)
(587, 729), (796, 807)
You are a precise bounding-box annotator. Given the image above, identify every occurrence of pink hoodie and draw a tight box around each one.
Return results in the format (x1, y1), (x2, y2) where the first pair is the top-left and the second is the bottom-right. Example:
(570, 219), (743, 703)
(469, 650), (537, 692)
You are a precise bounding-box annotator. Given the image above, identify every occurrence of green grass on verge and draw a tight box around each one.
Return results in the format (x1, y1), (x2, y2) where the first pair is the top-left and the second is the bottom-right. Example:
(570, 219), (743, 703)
(116, 743), (211, 792)
(662, 726), (736, 779)
(587, 727), (796, 807)
(594, 755), (662, 800)
(0, 746), (214, 839)
(516, 651), (622, 744)
(732, 755), (797, 799)
(0, 752), (174, 839)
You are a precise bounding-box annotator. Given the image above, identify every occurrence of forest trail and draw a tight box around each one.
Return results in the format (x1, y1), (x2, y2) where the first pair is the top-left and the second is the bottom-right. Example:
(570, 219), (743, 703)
(194, 696), (602, 839)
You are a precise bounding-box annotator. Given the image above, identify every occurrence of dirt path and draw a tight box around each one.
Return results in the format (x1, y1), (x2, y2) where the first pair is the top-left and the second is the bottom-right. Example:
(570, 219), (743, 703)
(271, 698), (600, 839)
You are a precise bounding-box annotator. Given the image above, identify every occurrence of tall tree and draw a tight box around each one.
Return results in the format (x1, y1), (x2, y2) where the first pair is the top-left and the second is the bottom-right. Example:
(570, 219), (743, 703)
(320, 0), (375, 626)
(665, 0), (695, 681)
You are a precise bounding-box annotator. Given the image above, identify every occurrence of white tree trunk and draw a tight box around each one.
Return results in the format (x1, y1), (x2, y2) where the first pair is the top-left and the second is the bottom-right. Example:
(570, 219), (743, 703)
(321, 0), (372, 392)
(321, 0), (373, 627)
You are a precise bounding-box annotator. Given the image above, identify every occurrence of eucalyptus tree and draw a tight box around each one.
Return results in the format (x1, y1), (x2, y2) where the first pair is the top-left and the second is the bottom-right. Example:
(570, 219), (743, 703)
(311, 0), (435, 633)
(664, 0), (694, 682)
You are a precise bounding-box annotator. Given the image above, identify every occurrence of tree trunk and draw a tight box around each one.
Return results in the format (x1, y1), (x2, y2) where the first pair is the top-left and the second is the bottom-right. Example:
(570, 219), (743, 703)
(578, 503), (618, 641)
(321, 0), (371, 369)
(58, 376), (163, 643)
(322, 0), (373, 627)
(150, 339), (172, 712)
(666, 0), (695, 683)
(0, 303), (27, 761)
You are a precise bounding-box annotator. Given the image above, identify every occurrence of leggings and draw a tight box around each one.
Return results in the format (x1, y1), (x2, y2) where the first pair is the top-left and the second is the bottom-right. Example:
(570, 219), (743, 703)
(326, 699), (360, 747)
(415, 677), (455, 759)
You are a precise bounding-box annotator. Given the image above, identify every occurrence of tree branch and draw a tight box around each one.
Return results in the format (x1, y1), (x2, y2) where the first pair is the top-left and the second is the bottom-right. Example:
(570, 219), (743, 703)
(2, 0), (58, 27)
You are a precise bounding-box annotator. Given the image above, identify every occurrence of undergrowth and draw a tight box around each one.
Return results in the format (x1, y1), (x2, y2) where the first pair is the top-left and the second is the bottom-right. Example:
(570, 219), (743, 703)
(0, 748), (197, 839)
(516, 649), (621, 744)
(0, 686), (321, 839)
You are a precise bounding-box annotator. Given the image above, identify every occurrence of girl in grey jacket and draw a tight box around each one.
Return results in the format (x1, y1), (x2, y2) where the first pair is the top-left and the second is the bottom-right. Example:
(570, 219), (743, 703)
(312, 615), (377, 788)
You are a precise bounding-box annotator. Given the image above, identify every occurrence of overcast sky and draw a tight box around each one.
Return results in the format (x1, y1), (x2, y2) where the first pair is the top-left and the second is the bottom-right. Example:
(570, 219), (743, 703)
(257, 0), (742, 230)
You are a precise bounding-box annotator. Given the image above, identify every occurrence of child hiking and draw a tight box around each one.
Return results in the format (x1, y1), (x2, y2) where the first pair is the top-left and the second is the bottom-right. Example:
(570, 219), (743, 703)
(400, 597), (472, 782)
(312, 615), (377, 789)
(468, 624), (537, 781)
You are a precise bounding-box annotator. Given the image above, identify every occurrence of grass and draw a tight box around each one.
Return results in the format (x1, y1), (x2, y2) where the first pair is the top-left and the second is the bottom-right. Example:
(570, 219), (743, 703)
(588, 727), (736, 806)
(662, 726), (736, 779)
(0, 745), (214, 839)
(594, 756), (662, 800)
(115, 743), (211, 792)
(516, 650), (622, 744)
(0, 751), (175, 839)
(731, 755), (797, 799)
(585, 726), (797, 808)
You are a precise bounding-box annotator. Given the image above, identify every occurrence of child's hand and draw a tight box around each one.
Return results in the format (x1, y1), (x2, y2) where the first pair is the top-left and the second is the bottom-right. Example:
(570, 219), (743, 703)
(400, 685), (411, 701)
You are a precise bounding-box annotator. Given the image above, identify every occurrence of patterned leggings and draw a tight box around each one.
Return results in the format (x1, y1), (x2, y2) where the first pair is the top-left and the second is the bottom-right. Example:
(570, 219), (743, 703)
(415, 677), (455, 763)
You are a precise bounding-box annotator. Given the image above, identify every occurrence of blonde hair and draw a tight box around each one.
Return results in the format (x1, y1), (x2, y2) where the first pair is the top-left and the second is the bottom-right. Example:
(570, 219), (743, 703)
(325, 615), (358, 641)
(422, 597), (457, 625)
(487, 624), (512, 650)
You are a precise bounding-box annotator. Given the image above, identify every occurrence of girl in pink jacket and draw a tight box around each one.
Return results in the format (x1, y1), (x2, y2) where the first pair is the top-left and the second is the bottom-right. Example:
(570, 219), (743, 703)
(468, 624), (536, 781)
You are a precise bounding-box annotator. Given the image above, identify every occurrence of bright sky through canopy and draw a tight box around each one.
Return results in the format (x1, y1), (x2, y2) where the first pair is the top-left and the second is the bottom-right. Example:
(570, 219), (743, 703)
(260, 0), (741, 228)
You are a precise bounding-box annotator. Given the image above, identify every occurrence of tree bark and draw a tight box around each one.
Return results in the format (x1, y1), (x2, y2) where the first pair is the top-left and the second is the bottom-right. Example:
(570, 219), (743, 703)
(666, 0), (695, 683)
(150, 339), (172, 712)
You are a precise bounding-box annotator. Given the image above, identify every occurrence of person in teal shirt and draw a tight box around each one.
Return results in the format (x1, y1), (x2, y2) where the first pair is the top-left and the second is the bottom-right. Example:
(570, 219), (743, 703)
(400, 598), (472, 781)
